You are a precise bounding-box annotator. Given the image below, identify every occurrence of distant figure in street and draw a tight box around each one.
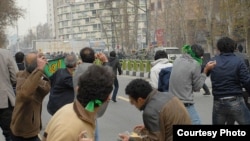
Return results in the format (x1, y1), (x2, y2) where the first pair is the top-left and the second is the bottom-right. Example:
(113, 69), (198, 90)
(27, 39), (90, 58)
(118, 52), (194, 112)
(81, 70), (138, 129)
(169, 44), (216, 124)
(42, 65), (114, 141)
(47, 54), (77, 115)
(10, 52), (51, 141)
(14, 51), (25, 70)
(108, 51), (122, 102)
(234, 44), (249, 71)
(119, 79), (191, 141)
(210, 37), (250, 125)
(0, 48), (18, 141)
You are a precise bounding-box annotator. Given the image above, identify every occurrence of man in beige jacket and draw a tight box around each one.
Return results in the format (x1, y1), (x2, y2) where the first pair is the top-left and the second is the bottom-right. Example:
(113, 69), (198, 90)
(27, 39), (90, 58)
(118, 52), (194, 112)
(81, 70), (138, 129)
(0, 48), (18, 141)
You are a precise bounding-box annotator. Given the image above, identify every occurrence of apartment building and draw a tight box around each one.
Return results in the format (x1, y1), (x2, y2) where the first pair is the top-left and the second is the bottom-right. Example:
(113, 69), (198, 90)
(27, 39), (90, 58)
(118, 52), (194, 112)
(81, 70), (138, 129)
(47, 0), (148, 50)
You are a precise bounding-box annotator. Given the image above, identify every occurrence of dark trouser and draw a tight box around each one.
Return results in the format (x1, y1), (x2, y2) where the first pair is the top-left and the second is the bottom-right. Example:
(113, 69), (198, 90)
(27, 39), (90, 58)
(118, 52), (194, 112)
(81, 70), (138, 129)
(226, 92), (250, 125)
(111, 77), (119, 101)
(0, 104), (13, 141)
(203, 84), (210, 94)
(11, 134), (40, 141)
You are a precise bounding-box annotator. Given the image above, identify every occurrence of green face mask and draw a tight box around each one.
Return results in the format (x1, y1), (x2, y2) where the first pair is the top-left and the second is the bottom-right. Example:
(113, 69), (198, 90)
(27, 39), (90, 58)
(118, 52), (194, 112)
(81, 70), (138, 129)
(182, 44), (203, 65)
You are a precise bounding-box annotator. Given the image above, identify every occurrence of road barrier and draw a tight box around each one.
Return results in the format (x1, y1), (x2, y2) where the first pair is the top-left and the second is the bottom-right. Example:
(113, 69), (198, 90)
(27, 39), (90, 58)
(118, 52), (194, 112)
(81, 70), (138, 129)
(94, 59), (151, 78)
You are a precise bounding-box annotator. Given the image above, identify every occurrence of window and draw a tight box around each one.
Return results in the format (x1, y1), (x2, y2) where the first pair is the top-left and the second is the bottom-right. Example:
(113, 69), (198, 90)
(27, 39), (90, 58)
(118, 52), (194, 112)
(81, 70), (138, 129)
(90, 3), (94, 8)
(99, 2), (105, 8)
(85, 18), (89, 23)
(66, 13), (71, 19)
(151, 3), (154, 11)
(157, 0), (162, 10)
(59, 29), (63, 34)
(63, 21), (68, 26)
(93, 24), (98, 30)
(79, 27), (83, 31)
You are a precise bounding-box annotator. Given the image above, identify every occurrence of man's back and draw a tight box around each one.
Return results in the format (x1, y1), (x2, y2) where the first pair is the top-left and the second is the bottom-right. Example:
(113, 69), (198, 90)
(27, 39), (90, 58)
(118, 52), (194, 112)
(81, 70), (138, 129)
(0, 48), (18, 108)
(48, 68), (75, 115)
(211, 53), (249, 96)
(73, 63), (93, 92)
(150, 59), (172, 89)
(169, 54), (206, 103)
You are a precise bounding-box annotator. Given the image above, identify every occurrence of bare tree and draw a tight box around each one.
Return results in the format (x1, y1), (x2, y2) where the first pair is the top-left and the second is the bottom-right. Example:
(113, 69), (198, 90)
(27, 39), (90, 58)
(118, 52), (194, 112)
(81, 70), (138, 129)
(20, 29), (36, 48)
(0, 0), (23, 47)
(36, 23), (51, 40)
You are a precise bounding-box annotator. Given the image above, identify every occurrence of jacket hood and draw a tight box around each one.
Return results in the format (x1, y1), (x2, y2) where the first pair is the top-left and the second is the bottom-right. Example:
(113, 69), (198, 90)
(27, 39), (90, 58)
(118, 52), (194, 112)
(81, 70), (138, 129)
(151, 58), (170, 67)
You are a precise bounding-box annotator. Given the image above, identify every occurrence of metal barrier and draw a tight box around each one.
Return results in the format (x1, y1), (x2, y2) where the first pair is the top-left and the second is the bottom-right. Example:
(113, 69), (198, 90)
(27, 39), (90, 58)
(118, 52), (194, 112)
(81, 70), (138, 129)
(119, 59), (151, 73)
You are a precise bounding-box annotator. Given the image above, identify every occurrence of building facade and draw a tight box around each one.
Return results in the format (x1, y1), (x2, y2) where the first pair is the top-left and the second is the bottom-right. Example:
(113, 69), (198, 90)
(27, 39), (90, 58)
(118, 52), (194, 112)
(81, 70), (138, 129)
(47, 0), (148, 52)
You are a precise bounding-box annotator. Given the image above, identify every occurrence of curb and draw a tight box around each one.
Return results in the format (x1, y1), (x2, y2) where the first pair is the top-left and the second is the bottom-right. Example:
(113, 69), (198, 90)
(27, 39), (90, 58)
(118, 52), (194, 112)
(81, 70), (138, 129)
(123, 70), (150, 78)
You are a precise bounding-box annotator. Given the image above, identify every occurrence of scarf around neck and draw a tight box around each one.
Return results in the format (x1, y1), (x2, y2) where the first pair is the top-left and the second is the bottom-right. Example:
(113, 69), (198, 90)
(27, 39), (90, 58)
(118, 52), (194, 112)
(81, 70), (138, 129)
(182, 44), (202, 65)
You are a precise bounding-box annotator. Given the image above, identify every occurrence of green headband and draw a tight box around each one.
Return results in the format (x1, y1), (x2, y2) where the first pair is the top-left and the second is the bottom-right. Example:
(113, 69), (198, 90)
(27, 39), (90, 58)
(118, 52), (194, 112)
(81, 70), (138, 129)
(85, 99), (102, 112)
(182, 44), (203, 65)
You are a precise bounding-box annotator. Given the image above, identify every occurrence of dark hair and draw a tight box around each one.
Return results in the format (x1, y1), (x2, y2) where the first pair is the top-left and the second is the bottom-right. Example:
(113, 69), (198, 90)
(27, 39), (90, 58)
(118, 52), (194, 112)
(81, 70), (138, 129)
(15, 51), (25, 63)
(24, 52), (37, 73)
(110, 51), (116, 57)
(65, 54), (77, 68)
(237, 44), (243, 53)
(79, 47), (95, 63)
(217, 37), (235, 53)
(77, 65), (114, 107)
(154, 50), (168, 60)
(191, 44), (204, 58)
(125, 78), (153, 100)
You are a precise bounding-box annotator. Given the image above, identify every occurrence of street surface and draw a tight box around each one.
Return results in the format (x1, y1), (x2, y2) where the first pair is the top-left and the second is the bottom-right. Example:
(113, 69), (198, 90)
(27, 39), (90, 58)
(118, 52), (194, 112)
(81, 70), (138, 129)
(0, 75), (213, 141)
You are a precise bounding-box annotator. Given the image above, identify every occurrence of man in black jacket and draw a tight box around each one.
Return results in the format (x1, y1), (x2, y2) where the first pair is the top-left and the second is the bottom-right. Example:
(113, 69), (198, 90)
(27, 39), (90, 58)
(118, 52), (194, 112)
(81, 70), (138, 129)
(108, 51), (122, 102)
(47, 54), (77, 115)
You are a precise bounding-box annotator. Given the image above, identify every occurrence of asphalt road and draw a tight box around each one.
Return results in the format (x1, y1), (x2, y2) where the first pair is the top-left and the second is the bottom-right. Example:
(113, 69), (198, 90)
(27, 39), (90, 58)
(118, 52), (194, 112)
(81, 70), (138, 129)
(0, 75), (213, 141)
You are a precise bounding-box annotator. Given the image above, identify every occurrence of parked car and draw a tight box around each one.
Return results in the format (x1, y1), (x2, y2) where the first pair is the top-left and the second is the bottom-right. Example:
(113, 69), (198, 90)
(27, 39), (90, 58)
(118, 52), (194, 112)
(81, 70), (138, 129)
(153, 47), (181, 61)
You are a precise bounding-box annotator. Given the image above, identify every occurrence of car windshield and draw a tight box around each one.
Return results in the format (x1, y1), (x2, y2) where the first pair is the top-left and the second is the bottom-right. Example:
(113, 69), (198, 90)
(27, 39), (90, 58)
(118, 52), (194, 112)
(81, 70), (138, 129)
(166, 49), (181, 54)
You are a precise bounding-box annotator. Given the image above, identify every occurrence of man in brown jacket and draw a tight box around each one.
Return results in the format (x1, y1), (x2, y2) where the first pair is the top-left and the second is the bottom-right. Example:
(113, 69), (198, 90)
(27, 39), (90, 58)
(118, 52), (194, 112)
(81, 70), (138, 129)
(10, 52), (51, 141)
(119, 79), (191, 141)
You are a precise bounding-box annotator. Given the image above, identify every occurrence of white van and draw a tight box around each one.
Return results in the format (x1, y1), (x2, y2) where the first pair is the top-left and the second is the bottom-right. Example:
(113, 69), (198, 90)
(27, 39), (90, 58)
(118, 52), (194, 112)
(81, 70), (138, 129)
(154, 47), (182, 61)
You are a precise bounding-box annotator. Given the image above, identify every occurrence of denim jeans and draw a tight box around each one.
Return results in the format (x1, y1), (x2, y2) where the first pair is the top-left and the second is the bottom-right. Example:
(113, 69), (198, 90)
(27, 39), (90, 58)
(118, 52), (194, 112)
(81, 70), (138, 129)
(202, 84), (210, 94)
(185, 105), (201, 124)
(212, 96), (250, 125)
(95, 120), (99, 141)
(111, 77), (119, 101)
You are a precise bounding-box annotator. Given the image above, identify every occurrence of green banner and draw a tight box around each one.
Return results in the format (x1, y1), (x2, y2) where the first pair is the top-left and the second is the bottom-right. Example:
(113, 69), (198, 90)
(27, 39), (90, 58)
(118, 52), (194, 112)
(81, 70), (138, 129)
(44, 57), (66, 77)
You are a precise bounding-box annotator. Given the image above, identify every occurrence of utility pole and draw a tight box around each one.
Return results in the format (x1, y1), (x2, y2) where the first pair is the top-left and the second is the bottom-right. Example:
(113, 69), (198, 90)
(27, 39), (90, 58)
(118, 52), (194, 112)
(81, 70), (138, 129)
(110, 1), (115, 51)
(145, 0), (149, 47)
(68, 2), (74, 40)
(16, 19), (20, 52)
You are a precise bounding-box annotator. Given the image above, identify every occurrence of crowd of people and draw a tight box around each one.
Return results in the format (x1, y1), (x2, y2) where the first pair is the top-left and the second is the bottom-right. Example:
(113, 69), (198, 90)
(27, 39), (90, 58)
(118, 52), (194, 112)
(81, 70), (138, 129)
(0, 36), (249, 141)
